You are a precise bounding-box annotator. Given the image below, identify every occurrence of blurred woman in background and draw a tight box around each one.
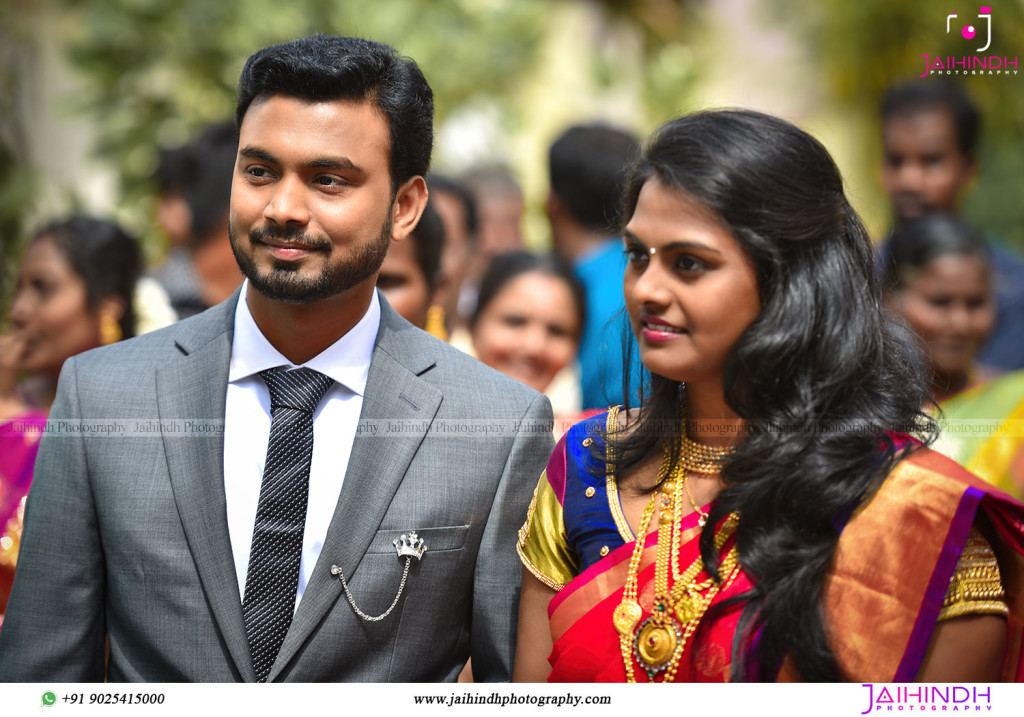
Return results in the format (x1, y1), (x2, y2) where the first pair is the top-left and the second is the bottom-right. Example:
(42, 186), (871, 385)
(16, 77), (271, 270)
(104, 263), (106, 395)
(376, 201), (446, 337)
(884, 213), (1024, 498)
(883, 213), (997, 404)
(0, 215), (141, 617)
(470, 251), (586, 423)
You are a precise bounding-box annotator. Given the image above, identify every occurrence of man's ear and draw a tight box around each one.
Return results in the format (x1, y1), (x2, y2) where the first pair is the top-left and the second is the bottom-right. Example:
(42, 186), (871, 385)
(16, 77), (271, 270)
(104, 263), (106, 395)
(960, 154), (979, 191)
(390, 176), (428, 243)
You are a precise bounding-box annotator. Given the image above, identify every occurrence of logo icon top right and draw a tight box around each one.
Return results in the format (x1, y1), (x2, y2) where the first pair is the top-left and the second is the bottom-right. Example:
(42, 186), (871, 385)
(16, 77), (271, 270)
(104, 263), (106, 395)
(948, 6), (992, 52)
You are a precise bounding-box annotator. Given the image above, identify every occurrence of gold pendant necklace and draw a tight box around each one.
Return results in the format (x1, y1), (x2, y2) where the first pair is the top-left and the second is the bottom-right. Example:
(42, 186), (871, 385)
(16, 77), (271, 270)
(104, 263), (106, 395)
(613, 425), (740, 682)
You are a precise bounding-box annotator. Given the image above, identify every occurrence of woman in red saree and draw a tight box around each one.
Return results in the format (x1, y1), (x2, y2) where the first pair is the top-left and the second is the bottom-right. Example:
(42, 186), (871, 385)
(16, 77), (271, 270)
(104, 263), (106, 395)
(513, 110), (1024, 682)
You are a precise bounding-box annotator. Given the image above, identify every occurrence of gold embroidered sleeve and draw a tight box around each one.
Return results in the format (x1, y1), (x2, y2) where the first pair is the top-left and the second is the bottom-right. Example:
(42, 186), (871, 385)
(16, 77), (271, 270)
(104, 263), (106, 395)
(516, 470), (577, 591)
(938, 527), (1008, 621)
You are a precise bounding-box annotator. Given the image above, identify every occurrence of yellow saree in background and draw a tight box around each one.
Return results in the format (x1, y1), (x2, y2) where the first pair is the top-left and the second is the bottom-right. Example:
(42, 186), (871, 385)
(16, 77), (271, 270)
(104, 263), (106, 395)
(935, 369), (1024, 501)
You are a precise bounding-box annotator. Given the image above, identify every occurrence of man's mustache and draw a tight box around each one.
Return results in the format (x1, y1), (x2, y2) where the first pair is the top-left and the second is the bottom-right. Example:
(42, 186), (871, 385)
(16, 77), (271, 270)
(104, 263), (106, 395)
(249, 226), (332, 250)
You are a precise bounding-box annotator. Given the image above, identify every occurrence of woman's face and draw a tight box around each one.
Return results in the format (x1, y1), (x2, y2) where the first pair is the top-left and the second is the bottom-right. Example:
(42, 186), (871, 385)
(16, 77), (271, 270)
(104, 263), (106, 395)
(890, 253), (994, 379)
(472, 271), (581, 393)
(623, 177), (760, 385)
(376, 237), (432, 328)
(8, 236), (104, 377)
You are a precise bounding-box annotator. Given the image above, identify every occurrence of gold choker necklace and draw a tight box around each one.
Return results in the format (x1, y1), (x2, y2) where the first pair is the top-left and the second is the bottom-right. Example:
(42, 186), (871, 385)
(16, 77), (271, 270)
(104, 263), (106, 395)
(677, 432), (735, 474)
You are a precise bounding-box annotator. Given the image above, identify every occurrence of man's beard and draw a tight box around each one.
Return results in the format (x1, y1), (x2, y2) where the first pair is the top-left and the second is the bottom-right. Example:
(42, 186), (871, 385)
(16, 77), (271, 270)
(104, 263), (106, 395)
(229, 217), (392, 304)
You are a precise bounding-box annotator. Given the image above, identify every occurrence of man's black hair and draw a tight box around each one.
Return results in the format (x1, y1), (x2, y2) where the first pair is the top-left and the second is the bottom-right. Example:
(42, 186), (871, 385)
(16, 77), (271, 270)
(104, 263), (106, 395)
(236, 34), (434, 192)
(183, 121), (238, 246)
(881, 81), (980, 156)
(548, 123), (639, 234)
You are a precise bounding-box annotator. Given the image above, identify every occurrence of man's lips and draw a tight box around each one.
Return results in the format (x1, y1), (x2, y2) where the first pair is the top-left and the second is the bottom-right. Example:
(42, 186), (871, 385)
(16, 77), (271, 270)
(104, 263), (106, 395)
(263, 244), (316, 259)
(892, 193), (926, 217)
(253, 235), (326, 260)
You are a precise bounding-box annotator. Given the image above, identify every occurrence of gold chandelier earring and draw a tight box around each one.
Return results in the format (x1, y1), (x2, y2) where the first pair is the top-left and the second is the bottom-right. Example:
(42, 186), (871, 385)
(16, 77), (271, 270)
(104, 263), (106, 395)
(100, 314), (122, 345)
(425, 304), (448, 341)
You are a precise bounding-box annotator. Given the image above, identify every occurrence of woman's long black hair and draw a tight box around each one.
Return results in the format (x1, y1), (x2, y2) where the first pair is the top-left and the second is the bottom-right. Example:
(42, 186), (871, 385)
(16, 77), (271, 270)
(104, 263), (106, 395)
(603, 110), (937, 681)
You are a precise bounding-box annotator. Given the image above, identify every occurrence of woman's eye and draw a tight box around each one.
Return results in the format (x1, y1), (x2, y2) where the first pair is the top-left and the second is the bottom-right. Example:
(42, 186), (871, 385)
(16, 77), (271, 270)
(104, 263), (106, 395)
(31, 279), (54, 298)
(501, 315), (527, 328)
(623, 246), (647, 265)
(677, 255), (706, 272)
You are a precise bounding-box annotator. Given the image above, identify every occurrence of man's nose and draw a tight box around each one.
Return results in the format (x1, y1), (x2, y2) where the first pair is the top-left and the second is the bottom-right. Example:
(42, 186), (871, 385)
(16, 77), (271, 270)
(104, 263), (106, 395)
(895, 162), (925, 191)
(264, 176), (310, 226)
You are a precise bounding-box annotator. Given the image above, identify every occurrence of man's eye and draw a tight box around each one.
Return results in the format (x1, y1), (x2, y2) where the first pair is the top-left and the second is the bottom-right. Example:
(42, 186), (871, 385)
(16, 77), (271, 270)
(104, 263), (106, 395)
(315, 176), (347, 188)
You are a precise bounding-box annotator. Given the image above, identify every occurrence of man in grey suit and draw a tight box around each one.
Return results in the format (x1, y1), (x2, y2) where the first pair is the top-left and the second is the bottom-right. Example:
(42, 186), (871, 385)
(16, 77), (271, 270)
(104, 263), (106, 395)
(0, 35), (553, 682)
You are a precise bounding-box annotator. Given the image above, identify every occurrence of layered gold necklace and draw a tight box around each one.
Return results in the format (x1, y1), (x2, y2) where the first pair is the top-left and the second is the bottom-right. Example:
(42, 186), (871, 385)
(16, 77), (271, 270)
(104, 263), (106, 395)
(613, 434), (741, 682)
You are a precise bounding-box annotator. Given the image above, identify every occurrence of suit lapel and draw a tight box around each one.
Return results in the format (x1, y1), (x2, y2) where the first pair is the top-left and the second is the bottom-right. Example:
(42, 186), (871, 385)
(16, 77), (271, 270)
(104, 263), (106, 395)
(271, 304), (442, 680)
(156, 294), (256, 682)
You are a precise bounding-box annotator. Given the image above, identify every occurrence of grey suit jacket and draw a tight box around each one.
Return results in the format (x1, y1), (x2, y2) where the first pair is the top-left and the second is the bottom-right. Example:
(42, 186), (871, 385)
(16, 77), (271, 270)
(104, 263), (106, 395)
(0, 293), (553, 682)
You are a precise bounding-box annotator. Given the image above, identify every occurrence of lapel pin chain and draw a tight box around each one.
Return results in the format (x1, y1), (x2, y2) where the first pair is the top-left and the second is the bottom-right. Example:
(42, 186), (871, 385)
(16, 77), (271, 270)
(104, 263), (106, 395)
(330, 531), (427, 622)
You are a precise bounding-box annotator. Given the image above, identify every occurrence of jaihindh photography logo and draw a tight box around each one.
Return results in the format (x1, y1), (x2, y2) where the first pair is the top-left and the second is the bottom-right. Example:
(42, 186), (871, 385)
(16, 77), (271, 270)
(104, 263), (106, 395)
(919, 5), (1018, 77)
(860, 684), (994, 713)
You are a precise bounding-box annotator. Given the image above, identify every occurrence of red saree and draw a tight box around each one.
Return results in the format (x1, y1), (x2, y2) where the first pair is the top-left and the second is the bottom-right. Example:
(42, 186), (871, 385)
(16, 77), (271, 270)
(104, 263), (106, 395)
(519, 412), (1024, 682)
(547, 509), (754, 681)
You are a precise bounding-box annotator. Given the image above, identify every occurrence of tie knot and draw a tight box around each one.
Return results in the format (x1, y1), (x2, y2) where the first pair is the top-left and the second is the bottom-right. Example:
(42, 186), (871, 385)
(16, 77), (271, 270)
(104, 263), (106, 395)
(260, 367), (334, 413)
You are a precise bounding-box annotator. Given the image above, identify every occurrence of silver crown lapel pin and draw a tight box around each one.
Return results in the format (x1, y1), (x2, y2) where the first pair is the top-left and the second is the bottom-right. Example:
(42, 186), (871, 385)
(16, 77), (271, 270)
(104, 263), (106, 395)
(393, 531), (426, 560)
(331, 530), (428, 622)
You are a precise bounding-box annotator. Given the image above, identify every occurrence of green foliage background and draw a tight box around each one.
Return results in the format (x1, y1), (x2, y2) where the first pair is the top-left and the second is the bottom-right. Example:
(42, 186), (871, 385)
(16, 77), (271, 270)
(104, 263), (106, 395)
(2, 0), (1022, 310)
(777, 1), (1024, 249)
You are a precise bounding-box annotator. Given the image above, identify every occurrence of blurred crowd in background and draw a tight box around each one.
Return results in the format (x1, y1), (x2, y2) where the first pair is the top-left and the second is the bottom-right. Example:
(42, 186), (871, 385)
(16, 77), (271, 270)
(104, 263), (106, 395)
(3, 0), (1024, 610)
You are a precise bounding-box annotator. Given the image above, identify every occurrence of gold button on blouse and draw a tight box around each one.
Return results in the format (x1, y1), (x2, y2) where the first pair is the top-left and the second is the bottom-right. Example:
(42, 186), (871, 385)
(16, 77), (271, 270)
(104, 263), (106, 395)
(582, 437), (594, 447)
(600, 546), (610, 556)
(585, 486), (596, 498)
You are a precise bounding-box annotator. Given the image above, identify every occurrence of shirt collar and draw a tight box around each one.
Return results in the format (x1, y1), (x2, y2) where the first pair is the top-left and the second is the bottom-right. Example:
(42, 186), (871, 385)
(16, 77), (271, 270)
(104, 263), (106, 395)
(228, 280), (381, 396)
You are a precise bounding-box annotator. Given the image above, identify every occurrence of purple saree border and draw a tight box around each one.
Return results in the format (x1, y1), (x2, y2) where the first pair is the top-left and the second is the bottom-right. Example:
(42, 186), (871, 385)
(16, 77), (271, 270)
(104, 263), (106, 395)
(894, 484), (982, 681)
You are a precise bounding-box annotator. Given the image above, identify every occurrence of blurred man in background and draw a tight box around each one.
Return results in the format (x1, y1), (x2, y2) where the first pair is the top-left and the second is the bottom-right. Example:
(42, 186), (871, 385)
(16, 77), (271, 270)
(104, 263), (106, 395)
(546, 123), (641, 409)
(152, 121), (244, 318)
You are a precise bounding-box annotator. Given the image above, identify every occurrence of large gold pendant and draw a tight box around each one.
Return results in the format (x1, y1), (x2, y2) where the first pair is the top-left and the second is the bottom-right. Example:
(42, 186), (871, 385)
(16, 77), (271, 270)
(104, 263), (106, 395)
(633, 615), (682, 673)
(613, 600), (642, 636)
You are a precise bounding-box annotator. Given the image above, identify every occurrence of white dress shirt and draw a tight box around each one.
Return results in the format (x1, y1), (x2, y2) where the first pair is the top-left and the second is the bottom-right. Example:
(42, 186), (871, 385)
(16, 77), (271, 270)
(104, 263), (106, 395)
(224, 282), (381, 608)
